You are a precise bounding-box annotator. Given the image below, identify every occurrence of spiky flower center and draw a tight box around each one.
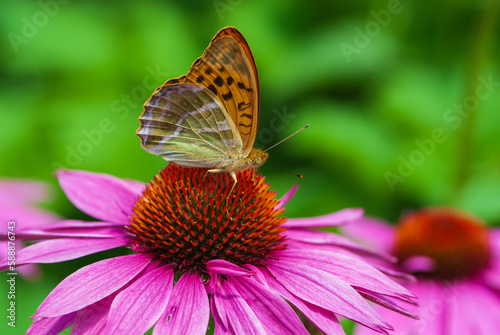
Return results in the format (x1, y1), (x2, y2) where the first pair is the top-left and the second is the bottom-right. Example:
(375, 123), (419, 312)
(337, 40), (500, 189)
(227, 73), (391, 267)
(393, 207), (491, 280)
(127, 165), (287, 273)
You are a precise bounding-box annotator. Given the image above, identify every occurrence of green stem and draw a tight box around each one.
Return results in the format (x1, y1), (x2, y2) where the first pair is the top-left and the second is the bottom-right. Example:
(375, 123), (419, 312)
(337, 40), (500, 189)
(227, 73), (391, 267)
(453, 1), (500, 197)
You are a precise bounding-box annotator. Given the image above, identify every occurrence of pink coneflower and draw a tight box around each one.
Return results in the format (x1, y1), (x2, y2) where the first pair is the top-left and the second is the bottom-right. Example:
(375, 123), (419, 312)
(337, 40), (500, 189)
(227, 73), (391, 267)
(343, 208), (500, 335)
(0, 179), (60, 279)
(2, 166), (417, 334)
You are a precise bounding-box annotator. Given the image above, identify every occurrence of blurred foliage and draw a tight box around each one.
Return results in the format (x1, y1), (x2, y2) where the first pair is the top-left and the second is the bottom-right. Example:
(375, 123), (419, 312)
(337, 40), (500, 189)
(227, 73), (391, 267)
(1, 0), (499, 333)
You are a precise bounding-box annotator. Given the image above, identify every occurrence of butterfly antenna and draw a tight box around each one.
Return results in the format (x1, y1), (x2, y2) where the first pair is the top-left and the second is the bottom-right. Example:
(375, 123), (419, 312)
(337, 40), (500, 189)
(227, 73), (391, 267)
(264, 124), (309, 152)
(268, 156), (303, 179)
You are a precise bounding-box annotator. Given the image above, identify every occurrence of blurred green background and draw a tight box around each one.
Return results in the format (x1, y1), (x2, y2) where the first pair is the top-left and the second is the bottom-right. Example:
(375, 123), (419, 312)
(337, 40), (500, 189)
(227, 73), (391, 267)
(1, 0), (499, 333)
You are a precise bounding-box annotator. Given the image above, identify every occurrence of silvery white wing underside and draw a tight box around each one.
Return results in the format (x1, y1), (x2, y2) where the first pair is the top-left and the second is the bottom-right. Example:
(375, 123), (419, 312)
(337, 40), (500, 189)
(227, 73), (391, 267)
(137, 83), (243, 168)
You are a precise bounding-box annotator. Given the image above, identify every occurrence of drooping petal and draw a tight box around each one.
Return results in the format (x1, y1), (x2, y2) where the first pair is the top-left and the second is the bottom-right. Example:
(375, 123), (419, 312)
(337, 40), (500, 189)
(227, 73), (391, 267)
(212, 278), (266, 335)
(230, 275), (309, 334)
(206, 259), (254, 276)
(35, 254), (151, 318)
(0, 237), (129, 271)
(284, 208), (364, 228)
(211, 284), (228, 332)
(154, 271), (209, 335)
(340, 217), (395, 252)
(26, 313), (76, 335)
(257, 266), (344, 335)
(56, 169), (141, 223)
(356, 289), (419, 319)
(267, 258), (392, 334)
(277, 248), (415, 302)
(71, 294), (115, 335)
(106, 265), (174, 334)
(275, 185), (298, 210)
(354, 280), (440, 335)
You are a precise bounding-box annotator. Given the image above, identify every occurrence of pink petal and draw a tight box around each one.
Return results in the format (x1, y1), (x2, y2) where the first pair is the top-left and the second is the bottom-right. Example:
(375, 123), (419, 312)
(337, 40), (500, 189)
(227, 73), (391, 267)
(230, 275), (309, 334)
(489, 228), (500, 257)
(154, 271), (209, 335)
(8, 220), (128, 241)
(277, 248), (415, 301)
(40, 219), (127, 229)
(210, 285), (228, 332)
(1, 237), (129, 270)
(0, 179), (54, 205)
(123, 178), (147, 195)
(354, 280), (440, 335)
(446, 280), (500, 335)
(35, 253), (151, 317)
(482, 259), (500, 290)
(212, 278), (266, 334)
(340, 217), (395, 252)
(267, 259), (392, 333)
(206, 259), (254, 276)
(71, 295), (115, 335)
(275, 185), (298, 210)
(14, 262), (41, 281)
(286, 229), (396, 262)
(26, 313), (76, 335)
(401, 256), (436, 273)
(356, 289), (419, 319)
(0, 205), (60, 231)
(56, 169), (141, 223)
(258, 267), (344, 335)
(106, 265), (174, 334)
(284, 208), (364, 228)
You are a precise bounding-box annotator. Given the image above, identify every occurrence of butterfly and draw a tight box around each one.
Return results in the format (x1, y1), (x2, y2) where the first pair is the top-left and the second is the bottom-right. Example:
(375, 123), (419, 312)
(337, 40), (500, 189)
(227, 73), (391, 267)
(137, 26), (267, 185)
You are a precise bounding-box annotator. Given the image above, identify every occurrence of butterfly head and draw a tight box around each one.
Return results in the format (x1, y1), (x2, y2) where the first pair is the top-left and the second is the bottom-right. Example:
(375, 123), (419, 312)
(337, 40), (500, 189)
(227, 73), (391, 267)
(247, 147), (268, 168)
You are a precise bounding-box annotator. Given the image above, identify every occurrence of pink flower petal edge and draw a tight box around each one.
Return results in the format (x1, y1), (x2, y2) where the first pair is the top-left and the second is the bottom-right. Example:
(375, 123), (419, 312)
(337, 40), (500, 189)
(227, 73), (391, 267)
(34, 254), (151, 318)
(106, 265), (174, 335)
(154, 271), (209, 335)
(284, 208), (364, 228)
(56, 169), (143, 224)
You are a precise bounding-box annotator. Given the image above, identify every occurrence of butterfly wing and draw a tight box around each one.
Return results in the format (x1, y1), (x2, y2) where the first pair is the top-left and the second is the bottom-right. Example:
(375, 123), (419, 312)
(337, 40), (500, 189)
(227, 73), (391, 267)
(183, 26), (259, 157)
(137, 83), (242, 168)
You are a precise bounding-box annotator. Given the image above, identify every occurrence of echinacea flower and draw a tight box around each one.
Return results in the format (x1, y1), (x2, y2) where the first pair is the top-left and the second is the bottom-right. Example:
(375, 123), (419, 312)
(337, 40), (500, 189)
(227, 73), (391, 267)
(343, 207), (500, 335)
(2, 166), (418, 334)
(0, 179), (60, 279)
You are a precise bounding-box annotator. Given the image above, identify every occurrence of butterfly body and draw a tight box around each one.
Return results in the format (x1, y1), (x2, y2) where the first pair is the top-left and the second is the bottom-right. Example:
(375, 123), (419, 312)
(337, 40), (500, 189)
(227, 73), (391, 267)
(137, 27), (265, 183)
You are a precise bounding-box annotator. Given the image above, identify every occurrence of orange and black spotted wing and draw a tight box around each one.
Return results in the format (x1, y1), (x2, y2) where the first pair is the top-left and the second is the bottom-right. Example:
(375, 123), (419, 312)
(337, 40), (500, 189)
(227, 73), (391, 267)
(182, 26), (260, 157)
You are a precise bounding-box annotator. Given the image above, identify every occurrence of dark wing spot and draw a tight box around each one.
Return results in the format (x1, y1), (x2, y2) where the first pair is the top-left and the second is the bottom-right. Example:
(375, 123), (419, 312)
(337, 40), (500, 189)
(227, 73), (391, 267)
(214, 76), (224, 87)
(196, 76), (204, 83)
(207, 85), (218, 95)
(246, 88), (254, 92)
(166, 78), (181, 84)
(237, 82), (246, 89)
(227, 77), (234, 85)
(192, 58), (201, 66)
(222, 91), (233, 100)
(240, 113), (253, 119)
(205, 68), (213, 75)
(238, 123), (251, 128)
